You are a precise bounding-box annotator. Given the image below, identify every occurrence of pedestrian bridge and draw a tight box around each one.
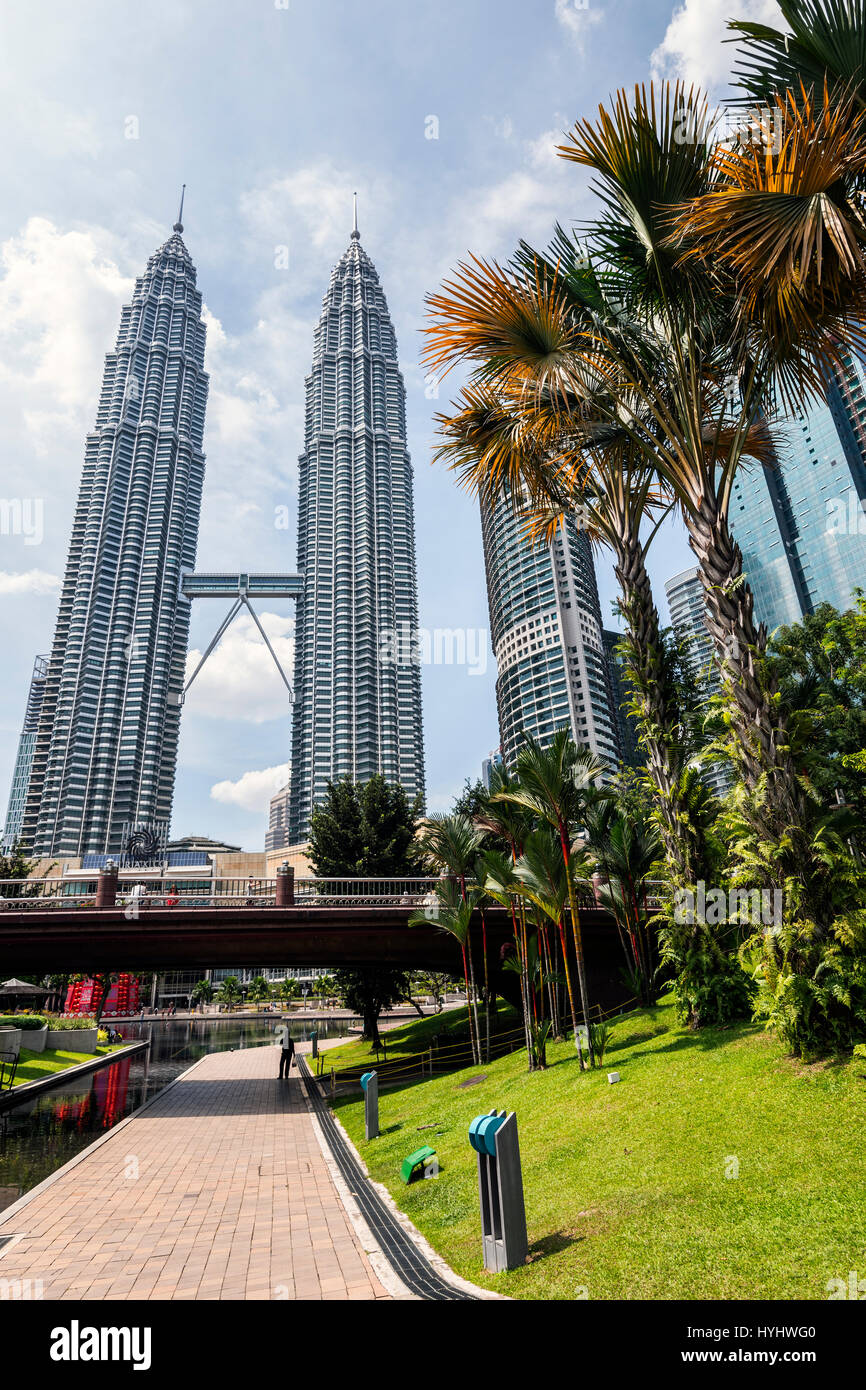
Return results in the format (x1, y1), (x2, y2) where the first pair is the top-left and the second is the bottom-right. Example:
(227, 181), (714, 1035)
(0, 873), (625, 1006)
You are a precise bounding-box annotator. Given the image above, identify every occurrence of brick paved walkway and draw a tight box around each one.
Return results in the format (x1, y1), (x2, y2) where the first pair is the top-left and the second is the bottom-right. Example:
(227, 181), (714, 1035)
(0, 1046), (391, 1301)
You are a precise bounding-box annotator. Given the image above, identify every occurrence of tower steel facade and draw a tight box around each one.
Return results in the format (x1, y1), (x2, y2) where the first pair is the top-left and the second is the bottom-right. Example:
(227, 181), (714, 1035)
(288, 218), (425, 843)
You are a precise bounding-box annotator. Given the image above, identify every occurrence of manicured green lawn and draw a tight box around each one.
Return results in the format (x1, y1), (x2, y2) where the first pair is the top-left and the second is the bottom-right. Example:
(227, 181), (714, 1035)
(12, 1044), (126, 1087)
(330, 995), (866, 1300)
(316, 1002), (518, 1076)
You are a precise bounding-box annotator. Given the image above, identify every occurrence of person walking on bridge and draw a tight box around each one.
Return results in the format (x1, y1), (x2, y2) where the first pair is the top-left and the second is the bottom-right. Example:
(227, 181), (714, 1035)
(276, 1021), (295, 1078)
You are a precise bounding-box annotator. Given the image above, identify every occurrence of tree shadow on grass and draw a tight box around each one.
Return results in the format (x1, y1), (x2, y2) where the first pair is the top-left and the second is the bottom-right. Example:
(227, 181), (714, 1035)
(638, 1022), (759, 1059)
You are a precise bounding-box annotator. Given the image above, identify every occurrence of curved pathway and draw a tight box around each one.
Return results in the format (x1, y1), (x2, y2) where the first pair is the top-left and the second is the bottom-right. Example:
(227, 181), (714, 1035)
(0, 1045), (390, 1301)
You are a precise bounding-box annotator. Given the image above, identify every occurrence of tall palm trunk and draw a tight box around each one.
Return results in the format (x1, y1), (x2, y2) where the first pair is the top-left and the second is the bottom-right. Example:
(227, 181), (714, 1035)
(684, 501), (810, 826)
(613, 532), (692, 879)
(509, 898), (534, 1068)
(555, 907), (585, 1067)
(460, 944), (480, 1067)
(538, 918), (559, 1037)
(465, 939), (482, 1066)
(559, 828), (592, 1068)
(480, 909), (491, 1063)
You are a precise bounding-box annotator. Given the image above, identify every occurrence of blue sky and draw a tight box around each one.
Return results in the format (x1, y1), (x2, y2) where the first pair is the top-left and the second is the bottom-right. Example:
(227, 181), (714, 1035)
(0, 0), (782, 849)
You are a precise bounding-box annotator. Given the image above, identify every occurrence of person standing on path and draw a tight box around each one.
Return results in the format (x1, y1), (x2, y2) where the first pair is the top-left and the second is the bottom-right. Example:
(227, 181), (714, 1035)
(276, 1021), (295, 1078)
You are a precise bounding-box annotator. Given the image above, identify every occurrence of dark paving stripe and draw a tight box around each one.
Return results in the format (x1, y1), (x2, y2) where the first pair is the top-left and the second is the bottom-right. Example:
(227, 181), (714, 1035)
(298, 1057), (478, 1301)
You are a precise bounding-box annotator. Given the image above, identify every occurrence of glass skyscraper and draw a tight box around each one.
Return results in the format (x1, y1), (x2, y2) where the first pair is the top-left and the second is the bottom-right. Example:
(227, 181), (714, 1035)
(480, 495), (620, 769)
(288, 216), (425, 844)
(2, 654), (48, 853)
(22, 213), (209, 857)
(730, 355), (866, 634)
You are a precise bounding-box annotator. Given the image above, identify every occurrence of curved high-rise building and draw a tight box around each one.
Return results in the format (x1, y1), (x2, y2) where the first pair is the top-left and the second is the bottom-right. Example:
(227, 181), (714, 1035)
(289, 214), (425, 843)
(480, 495), (620, 769)
(22, 211), (209, 857)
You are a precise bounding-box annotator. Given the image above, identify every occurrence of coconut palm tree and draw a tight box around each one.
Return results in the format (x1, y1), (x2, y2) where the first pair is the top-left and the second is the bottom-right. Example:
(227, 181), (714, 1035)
(215, 976), (242, 1013)
(191, 979), (213, 1013)
(247, 976), (272, 1009)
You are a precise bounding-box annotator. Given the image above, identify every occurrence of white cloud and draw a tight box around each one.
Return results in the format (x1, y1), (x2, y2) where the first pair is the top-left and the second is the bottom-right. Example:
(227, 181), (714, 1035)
(0, 218), (132, 449)
(184, 611), (294, 723)
(651, 0), (784, 91)
(211, 763), (289, 813)
(239, 162), (390, 258)
(527, 122), (570, 170)
(554, 0), (603, 50)
(0, 569), (61, 594)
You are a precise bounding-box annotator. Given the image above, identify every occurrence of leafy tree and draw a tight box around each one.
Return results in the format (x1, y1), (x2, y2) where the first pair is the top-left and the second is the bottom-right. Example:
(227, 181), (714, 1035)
(410, 971), (453, 1012)
(309, 775), (421, 878)
(191, 979), (213, 1011)
(276, 977), (299, 1006)
(215, 976), (242, 1012)
(0, 839), (34, 881)
(247, 976), (272, 1007)
(453, 777), (491, 822)
(765, 596), (866, 829)
(331, 967), (411, 1047)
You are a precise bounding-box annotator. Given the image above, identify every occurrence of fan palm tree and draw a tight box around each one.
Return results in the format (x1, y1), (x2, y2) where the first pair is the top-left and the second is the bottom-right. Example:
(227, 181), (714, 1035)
(434, 368), (696, 877)
(730, 0), (866, 111)
(425, 79), (866, 916)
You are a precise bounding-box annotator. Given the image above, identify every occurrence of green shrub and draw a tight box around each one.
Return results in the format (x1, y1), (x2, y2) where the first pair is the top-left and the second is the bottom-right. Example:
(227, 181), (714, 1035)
(588, 1019), (613, 1067)
(673, 944), (754, 1030)
(43, 1013), (97, 1031)
(748, 913), (866, 1060)
(0, 1014), (46, 1030)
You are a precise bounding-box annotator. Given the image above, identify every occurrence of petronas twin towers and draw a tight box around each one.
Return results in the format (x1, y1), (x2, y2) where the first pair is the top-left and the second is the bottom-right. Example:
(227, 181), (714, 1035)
(23, 201), (425, 857)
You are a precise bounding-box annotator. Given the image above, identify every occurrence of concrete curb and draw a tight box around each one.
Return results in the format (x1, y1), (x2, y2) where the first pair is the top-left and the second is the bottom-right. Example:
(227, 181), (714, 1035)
(298, 1056), (504, 1301)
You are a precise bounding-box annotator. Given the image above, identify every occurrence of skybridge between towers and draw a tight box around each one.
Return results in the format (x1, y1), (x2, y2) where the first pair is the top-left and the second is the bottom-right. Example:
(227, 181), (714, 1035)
(177, 571), (303, 706)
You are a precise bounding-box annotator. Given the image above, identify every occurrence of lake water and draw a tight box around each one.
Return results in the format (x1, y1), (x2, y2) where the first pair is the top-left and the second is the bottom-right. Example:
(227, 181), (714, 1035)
(0, 1015), (355, 1210)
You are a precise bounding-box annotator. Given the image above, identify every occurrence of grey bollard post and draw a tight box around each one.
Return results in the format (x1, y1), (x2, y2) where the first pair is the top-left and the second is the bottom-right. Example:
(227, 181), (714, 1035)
(469, 1109), (528, 1272)
(361, 1071), (379, 1141)
(310, 1030), (318, 1060)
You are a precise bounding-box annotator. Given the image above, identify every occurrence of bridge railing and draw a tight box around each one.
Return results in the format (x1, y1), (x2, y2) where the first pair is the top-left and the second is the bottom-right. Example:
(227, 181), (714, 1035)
(0, 874), (643, 911)
(294, 876), (441, 906)
(0, 878), (97, 908)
